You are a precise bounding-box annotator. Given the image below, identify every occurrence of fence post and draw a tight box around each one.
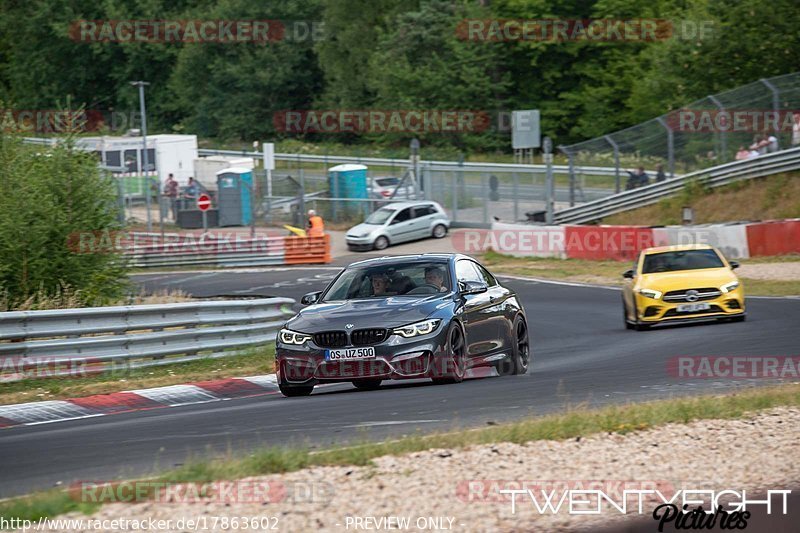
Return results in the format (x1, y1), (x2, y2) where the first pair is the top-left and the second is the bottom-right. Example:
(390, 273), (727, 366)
(656, 117), (675, 178)
(760, 78), (782, 146)
(559, 145), (575, 206)
(604, 135), (620, 193)
(482, 174), (488, 225)
(708, 95), (727, 162)
(513, 172), (519, 221)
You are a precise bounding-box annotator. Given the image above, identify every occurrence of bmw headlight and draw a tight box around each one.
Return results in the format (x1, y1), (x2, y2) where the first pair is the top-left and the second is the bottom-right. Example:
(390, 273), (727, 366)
(279, 328), (312, 345)
(721, 281), (740, 293)
(393, 319), (442, 338)
(637, 288), (662, 300)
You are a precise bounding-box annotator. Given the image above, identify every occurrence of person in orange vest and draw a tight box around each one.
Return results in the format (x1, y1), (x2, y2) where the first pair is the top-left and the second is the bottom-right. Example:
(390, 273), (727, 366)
(307, 209), (325, 237)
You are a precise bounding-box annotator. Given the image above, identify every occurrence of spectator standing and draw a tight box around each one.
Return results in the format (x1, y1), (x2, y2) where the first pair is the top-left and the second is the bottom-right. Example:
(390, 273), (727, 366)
(767, 133), (779, 153)
(306, 209), (325, 237)
(163, 173), (179, 220)
(655, 164), (667, 182)
(792, 113), (800, 147)
(184, 177), (199, 200)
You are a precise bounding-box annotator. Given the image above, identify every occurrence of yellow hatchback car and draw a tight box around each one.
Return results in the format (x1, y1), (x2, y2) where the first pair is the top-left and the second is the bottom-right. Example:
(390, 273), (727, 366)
(622, 244), (745, 330)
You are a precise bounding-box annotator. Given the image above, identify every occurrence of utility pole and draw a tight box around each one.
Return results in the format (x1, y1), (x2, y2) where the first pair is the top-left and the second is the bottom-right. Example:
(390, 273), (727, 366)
(130, 81), (158, 235)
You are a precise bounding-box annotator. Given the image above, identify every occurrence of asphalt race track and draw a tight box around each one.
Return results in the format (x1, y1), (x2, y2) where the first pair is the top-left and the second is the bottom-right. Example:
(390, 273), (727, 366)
(1, 267), (798, 498)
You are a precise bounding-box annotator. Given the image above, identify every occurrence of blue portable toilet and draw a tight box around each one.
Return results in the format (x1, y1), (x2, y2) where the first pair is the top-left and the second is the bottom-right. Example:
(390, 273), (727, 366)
(329, 164), (368, 220)
(216, 167), (254, 227)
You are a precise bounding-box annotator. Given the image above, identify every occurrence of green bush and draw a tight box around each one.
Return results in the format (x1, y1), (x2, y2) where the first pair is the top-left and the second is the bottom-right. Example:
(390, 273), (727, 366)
(0, 132), (128, 309)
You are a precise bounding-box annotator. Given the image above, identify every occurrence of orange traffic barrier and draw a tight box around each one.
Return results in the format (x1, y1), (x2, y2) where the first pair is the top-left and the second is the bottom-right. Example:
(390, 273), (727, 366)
(284, 234), (331, 265)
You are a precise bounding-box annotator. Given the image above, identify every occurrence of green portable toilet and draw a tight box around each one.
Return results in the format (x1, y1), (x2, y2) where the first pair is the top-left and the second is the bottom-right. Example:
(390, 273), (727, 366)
(328, 164), (368, 219)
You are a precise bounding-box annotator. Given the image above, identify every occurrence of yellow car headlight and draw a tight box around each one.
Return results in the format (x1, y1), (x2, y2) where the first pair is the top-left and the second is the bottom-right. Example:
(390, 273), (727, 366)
(637, 288), (662, 300)
(721, 281), (740, 293)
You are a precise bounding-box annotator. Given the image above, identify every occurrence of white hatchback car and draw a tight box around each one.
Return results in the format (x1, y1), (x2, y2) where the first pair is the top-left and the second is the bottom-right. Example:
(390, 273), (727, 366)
(346, 201), (451, 251)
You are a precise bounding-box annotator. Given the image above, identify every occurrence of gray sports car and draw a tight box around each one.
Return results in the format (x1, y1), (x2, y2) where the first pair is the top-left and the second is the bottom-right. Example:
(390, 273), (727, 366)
(275, 254), (530, 396)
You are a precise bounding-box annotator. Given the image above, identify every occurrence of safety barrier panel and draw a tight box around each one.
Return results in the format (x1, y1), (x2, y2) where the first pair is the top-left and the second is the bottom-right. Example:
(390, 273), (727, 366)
(746, 219), (800, 257)
(121, 232), (330, 268)
(563, 225), (655, 262)
(0, 298), (295, 381)
(466, 219), (800, 260)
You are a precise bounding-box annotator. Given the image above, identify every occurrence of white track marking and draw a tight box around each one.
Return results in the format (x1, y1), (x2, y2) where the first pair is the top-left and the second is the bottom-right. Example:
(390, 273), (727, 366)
(126, 385), (219, 407)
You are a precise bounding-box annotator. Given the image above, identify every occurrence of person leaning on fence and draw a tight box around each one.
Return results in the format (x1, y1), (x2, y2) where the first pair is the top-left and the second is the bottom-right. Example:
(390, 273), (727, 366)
(164, 173), (178, 220)
(307, 209), (325, 237)
(792, 113), (800, 147)
(625, 167), (649, 190)
(735, 146), (750, 161)
(655, 164), (667, 182)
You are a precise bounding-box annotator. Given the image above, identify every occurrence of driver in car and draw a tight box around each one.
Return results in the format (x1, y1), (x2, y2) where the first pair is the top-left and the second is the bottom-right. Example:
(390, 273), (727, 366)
(424, 266), (448, 292)
(370, 272), (392, 296)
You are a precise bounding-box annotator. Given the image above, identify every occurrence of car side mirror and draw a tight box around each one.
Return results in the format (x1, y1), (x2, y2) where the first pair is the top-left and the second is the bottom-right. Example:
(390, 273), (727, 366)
(729, 261), (740, 270)
(622, 269), (634, 279)
(459, 280), (488, 295)
(301, 291), (322, 305)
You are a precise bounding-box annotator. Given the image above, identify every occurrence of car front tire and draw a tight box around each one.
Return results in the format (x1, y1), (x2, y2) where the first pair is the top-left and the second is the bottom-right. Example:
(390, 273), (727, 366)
(432, 224), (447, 239)
(373, 236), (389, 250)
(432, 322), (466, 385)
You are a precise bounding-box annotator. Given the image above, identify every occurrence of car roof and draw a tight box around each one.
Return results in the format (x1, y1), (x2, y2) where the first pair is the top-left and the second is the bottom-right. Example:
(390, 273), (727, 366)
(643, 244), (715, 254)
(348, 253), (468, 268)
(375, 200), (438, 210)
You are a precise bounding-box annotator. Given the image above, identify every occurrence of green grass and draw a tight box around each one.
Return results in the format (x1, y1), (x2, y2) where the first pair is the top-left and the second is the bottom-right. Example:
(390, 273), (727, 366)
(3, 383), (800, 522)
(0, 346), (275, 406)
(481, 251), (800, 296)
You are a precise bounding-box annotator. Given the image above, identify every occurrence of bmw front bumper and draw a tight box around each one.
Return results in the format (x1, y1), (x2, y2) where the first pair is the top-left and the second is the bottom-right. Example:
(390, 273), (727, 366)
(276, 328), (450, 385)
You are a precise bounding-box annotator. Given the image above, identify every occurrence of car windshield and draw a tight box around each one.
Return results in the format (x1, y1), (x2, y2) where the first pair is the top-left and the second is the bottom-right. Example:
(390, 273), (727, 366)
(321, 262), (451, 301)
(375, 177), (400, 187)
(363, 207), (396, 225)
(642, 249), (725, 274)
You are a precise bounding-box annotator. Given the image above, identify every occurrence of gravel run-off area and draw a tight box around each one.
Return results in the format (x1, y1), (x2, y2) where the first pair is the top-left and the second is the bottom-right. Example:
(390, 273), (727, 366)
(41, 406), (800, 532)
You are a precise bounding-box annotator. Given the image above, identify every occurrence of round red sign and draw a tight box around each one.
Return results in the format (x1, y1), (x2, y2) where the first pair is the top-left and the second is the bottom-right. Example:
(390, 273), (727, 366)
(196, 194), (211, 211)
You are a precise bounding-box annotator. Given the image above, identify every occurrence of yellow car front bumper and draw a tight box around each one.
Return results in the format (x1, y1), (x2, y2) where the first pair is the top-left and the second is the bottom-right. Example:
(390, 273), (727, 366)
(635, 287), (746, 323)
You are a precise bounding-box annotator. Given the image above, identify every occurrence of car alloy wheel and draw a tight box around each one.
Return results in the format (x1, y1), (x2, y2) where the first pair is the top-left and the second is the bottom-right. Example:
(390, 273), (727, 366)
(512, 316), (530, 375)
(373, 236), (389, 250)
(433, 322), (466, 384)
(432, 224), (447, 238)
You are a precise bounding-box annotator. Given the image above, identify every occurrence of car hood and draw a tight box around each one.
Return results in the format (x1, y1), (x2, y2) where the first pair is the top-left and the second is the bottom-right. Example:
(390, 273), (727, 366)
(639, 268), (737, 291)
(286, 296), (450, 332)
(346, 223), (380, 237)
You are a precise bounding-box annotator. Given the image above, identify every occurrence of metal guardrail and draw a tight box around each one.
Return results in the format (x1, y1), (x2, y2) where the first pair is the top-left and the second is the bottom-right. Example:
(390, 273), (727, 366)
(553, 148), (800, 224)
(0, 298), (294, 380)
(196, 148), (657, 178)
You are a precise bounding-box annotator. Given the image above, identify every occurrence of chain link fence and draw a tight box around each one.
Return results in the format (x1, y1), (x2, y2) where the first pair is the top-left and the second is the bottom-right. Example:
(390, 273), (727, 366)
(561, 72), (800, 194)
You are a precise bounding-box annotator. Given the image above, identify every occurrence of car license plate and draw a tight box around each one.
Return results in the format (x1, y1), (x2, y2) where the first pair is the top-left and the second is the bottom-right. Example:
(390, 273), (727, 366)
(676, 302), (711, 313)
(325, 347), (376, 360)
